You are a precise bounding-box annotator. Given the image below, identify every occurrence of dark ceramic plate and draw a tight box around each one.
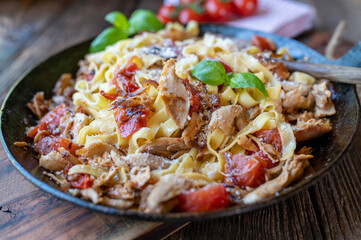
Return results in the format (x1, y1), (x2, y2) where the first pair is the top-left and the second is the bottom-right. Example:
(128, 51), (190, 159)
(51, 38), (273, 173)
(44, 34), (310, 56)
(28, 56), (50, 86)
(1, 25), (360, 221)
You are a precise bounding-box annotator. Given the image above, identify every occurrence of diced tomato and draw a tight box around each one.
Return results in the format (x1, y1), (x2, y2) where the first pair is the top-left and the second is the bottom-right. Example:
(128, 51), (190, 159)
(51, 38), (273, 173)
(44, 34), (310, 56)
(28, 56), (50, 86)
(70, 173), (93, 189)
(233, 0), (258, 16)
(253, 128), (282, 152)
(100, 90), (118, 101)
(253, 151), (279, 169)
(36, 136), (81, 156)
(251, 35), (276, 52)
(224, 153), (266, 188)
(84, 70), (95, 81)
(219, 61), (233, 73)
(177, 184), (230, 212)
(183, 79), (200, 114)
(113, 106), (149, 139)
(27, 126), (40, 138)
(157, 4), (176, 24)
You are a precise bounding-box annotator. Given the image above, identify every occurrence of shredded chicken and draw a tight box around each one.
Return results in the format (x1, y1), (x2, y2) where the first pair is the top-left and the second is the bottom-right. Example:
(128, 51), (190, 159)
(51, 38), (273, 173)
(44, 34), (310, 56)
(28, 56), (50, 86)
(129, 166), (151, 189)
(27, 92), (49, 118)
(123, 153), (173, 170)
(39, 151), (69, 171)
(209, 105), (248, 135)
(53, 73), (75, 97)
(76, 142), (116, 158)
(143, 174), (191, 213)
(136, 137), (190, 159)
(159, 58), (190, 129)
(293, 118), (332, 142)
(182, 113), (206, 148)
(243, 154), (313, 203)
(282, 81), (315, 113)
(312, 80), (336, 118)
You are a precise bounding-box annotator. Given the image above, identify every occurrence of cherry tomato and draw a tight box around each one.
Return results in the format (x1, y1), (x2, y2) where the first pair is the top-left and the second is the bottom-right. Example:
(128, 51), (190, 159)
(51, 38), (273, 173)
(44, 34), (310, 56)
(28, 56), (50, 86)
(224, 153), (266, 188)
(70, 173), (93, 189)
(253, 128), (282, 152)
(205, 0), (234, 22)
(183, 79), (201, 114)
(100, 90), (118, 101)
(233, 0), (258, 16)
(36, 136), (81, 156)
(157, 4), (176, 24)
(177, 184), (230, 212)
(251, 35), (276, 52)
(178, 8), (208, 24)
(111, 61), (140, 93)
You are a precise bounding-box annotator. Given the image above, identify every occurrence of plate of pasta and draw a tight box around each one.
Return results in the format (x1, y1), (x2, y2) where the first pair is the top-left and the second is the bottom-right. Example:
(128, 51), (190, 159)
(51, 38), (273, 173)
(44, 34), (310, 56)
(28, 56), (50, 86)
(1, 20), (360, 220)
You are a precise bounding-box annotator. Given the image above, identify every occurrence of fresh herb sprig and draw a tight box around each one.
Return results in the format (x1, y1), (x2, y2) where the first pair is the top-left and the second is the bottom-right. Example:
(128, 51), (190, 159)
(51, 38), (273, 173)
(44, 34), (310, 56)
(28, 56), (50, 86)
(90, 10), (164, 53)
(191, 59), (268, 99)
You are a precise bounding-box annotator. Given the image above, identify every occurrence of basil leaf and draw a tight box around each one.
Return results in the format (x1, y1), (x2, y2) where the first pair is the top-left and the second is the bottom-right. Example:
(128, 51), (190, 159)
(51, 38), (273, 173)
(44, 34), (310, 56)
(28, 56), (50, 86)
(127, 10), (163, 35)
(90, 27), (127, 53)
(105, 11), (129, 30)
(229, 73), (268, 99)
(191, 60), (227, 86)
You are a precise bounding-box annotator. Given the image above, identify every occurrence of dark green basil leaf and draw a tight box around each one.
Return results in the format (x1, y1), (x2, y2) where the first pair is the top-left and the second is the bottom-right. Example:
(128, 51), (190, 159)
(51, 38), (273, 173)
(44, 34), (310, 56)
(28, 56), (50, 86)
(127, 10), (163, 35)
(90, 27), (127, 53)
(229, 73), (268, 99)
(105, 11), (129, 30)
(191, 60), (227, 86)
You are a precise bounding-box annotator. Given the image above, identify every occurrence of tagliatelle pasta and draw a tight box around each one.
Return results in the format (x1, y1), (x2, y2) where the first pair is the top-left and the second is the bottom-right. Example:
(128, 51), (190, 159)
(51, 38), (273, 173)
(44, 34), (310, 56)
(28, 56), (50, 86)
(21, 21), (337, 213)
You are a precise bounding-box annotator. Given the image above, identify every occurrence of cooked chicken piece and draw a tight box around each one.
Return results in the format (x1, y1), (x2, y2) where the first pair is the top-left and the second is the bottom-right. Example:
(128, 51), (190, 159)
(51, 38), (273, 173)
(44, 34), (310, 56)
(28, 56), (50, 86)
(209, 105), (249, 135)
(129, 166), (151, 189)
(286, 111), (314, 122)
(159, 59), (190, 129)
(76, 142), (116, 158)
(311, 80), (336, 118)
(143, 174), (191, 213)
(59, 112), (73, 139)
(123, 153), (173, 170)
(182, 113), (206, 148)
(53, 73), (75, 96)
(27, 92), (49, 118)
(71, 113), (91, 141)
(293, 118), (332, 142)
(80, 188), (102, 204)
(39, 151), (68, 171)
(281, 81), (315, 113)
(243, 154), (312, 203)
(107, 184), (135, 200)
(247, 106), (261, 120)
(237, 135), (259, 152)
(139, 185), (178, 213)
(136, 137), (190, 159)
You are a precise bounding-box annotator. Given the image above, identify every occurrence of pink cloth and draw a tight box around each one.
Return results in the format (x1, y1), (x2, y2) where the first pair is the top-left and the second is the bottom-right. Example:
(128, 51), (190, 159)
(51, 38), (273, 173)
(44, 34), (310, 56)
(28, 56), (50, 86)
(225, 0), (316, 38)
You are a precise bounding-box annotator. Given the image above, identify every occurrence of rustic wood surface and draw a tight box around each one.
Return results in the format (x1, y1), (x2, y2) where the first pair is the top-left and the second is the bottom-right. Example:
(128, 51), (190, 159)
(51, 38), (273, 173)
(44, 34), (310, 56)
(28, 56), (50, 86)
(1, 0), (360, 239)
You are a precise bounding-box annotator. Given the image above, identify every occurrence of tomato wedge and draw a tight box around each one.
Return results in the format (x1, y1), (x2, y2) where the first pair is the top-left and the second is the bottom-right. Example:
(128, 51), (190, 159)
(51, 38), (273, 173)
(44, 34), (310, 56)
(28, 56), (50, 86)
(251, 35), (276, 52)
(183, 79), (201, 114)
(224, 153), (266, 188)
(36, 136), (81, 156)
(177, 184), (230, 212)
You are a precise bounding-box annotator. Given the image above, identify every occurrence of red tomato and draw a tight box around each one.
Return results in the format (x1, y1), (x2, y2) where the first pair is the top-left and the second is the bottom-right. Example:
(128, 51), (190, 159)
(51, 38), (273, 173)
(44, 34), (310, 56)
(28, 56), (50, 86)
(224, 153), (266, 188)
(111, 61), (140, 93)
(254, 151), (279, 169)
(183, 79), (200, 114)
(100, 90), (118, 101)
(205, 0), (234, 22)
(251, 35), (276, 52)
(27, 104), (67, 138)
(178, 8), (208, 24)
(253, 128), (282, 152)
(113, 106), (149, 139)
(219, 61), (233, 73)
(70, 173), (93, 189)
(233, 0), (258, 16)
(177, 184), (230, 212)
(157, 4), (177, 24)
(36, 136), (81, 156)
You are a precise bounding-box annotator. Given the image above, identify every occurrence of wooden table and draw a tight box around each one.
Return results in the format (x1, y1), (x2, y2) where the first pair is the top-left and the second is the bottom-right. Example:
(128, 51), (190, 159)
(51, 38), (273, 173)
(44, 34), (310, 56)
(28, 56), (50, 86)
(1, 0), (360, 239)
